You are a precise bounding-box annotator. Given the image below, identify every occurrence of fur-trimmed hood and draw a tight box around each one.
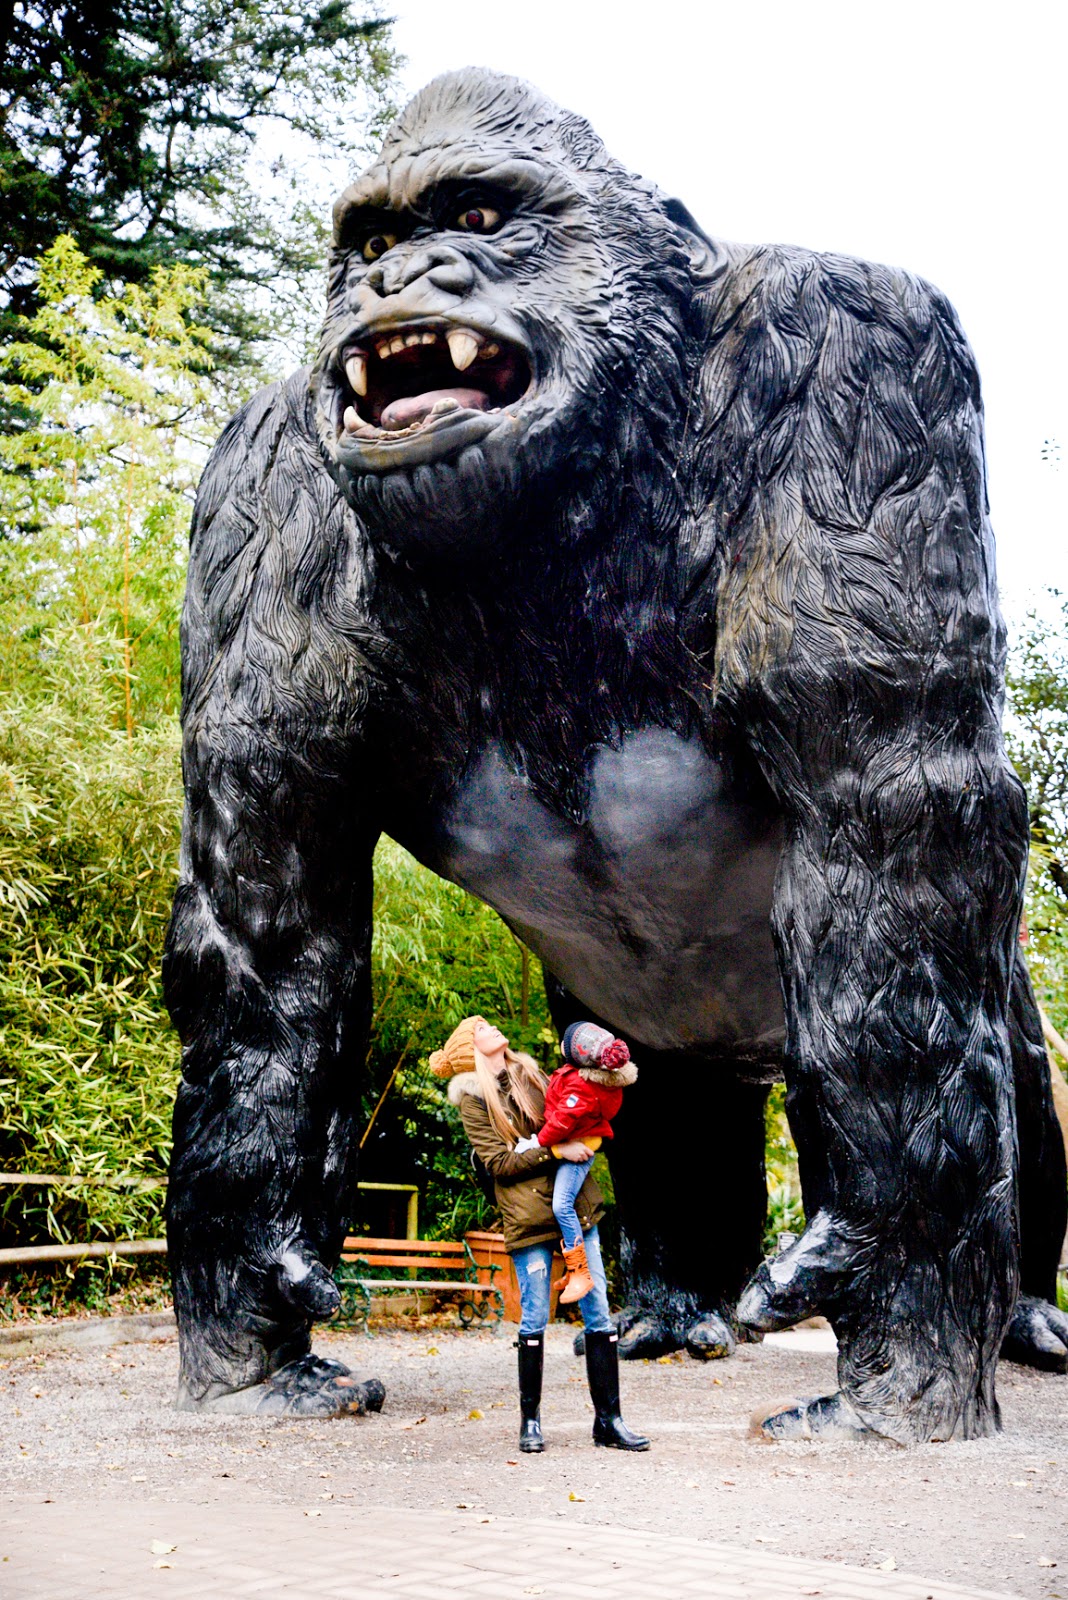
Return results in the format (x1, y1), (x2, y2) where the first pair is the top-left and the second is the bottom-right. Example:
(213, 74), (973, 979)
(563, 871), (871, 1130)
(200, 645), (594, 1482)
(447, 1070), (482, 1106)
(576, 1061), (638, 1089)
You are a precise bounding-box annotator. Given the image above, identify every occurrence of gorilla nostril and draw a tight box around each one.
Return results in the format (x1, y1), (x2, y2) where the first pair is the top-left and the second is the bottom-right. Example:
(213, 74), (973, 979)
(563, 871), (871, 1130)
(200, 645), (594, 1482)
(427, 259), (475, 295)
(381, 248), (475, 299)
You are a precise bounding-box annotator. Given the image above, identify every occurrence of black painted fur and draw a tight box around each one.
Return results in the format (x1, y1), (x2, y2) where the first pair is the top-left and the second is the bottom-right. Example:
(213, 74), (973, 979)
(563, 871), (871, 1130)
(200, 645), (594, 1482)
(164, 70), (1067, 1436)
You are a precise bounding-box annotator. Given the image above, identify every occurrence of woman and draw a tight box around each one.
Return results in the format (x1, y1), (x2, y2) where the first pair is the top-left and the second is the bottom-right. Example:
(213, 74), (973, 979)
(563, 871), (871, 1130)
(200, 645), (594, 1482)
(430, 1015), (649, 1454)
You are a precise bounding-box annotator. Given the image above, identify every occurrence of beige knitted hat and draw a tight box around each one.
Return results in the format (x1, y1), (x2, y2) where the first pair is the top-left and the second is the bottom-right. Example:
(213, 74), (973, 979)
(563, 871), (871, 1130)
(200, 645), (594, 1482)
(429, 1015), (488, 1079)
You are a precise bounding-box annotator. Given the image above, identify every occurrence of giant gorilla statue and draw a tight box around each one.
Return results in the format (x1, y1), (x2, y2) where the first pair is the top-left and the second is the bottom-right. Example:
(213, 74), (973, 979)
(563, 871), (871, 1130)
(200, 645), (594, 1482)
(164, 69), (1068, 1441)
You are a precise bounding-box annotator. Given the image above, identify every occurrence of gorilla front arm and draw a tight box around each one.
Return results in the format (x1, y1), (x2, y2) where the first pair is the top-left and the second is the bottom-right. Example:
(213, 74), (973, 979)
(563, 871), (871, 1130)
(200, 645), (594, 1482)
(713, 250), (1028, 1440)
(164, 382), (382, 1414)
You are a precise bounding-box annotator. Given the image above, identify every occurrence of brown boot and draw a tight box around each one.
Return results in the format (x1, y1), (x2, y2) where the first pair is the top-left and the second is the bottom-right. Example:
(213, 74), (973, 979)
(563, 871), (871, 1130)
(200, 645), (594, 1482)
(559, 1241), (595, 1305)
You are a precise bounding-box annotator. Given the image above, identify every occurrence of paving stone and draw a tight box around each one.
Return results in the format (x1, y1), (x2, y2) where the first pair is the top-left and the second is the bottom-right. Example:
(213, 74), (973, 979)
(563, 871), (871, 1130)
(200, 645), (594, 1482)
(0, 1501), (1024, 1600)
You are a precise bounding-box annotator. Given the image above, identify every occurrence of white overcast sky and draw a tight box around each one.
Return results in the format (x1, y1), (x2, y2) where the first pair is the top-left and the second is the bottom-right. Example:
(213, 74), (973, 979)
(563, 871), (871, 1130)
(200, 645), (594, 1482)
(341, 0), (1067, 630)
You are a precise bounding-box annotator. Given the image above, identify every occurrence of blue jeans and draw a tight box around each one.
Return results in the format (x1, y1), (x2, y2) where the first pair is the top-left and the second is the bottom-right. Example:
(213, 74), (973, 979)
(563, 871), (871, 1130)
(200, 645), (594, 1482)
(512, 1223), (614, 1336)
(552, 1156), (588, 1250)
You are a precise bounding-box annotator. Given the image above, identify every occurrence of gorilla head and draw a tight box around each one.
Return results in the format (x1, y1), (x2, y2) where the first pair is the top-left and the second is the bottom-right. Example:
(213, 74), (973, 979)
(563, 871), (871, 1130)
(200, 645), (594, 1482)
(314, 69), (721, 560)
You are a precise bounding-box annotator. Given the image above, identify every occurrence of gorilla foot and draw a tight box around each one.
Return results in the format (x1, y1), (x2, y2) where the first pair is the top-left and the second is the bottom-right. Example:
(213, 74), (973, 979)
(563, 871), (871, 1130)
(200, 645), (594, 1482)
(1001, 1295), (1068, 1374)
(737, 1210), (868, 1332)
(684, 1312), (737, 1361)
(573, 1314), (677, 1360)
(179, 1354), (386, 1417)
(574, 1309), (737, 1361)
(752, 1391), (876, 1443)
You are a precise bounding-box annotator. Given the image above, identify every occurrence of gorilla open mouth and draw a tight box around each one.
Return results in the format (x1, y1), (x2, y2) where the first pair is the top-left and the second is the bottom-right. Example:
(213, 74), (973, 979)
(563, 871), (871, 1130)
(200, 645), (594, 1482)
(336, 324), (531, 445)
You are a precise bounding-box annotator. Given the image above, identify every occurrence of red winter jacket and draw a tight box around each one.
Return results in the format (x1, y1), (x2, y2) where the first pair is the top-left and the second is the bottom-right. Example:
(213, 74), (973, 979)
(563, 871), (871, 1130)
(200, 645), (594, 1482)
(536, 1064), (624, 1148)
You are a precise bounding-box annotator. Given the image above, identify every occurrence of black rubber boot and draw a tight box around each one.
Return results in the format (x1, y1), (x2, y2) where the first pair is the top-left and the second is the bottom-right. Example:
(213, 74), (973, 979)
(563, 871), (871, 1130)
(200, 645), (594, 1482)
(517, 1332), (545, 1453)
(585, 1329), (650, 1450)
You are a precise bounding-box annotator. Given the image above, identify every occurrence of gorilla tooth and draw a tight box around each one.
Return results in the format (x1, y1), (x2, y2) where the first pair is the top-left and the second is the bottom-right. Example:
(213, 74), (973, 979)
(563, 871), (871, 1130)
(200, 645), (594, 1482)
(447, 329), (480, 371)
(343, 405), (360, 431)
(404, 333), (423, 348)
(430, 397), (461, 416)
(420, 332), (437, 345)
(345, 354), (367, 396)
(479, 342), (501, 360)
(389, 336), (406, 355)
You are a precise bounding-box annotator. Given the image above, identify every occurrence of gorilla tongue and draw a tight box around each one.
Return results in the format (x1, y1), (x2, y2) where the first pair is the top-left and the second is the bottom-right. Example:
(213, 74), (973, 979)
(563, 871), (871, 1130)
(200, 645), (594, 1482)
(379, 387), (492, 431)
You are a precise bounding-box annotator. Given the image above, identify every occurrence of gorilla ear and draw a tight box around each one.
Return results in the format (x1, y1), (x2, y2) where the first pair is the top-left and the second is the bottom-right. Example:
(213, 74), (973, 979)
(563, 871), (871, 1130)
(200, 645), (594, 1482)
(663, 197), (724, 284)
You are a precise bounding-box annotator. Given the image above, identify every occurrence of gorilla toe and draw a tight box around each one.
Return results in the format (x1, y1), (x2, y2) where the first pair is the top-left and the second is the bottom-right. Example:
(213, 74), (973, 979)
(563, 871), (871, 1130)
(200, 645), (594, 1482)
(684, 1312), (736, 1361)
(737, 1210), (870, 1332)
(753, 1391), (875, 1443)
(1001, 1295), (1068, 1374)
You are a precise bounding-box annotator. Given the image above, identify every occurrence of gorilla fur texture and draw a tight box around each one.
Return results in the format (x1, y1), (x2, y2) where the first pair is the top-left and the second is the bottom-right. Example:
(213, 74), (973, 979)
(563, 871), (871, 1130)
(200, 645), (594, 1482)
(164, 69), (1068, 1435)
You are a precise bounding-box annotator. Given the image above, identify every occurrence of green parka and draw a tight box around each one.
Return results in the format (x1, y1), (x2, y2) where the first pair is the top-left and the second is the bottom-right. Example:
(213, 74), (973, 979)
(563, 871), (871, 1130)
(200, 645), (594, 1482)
(449, 1069), (604, 1254)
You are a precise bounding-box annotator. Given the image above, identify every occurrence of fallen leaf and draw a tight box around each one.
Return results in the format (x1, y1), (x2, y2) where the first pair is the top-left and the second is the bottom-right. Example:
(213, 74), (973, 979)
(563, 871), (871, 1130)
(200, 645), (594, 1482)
(132, 1475), (146, 1483)
(755, 1536), (779, 1544)
(304, 1510), (322, 1518)
(568, 1492), (585, 1502)
(1038, 1560), (1057, 1568)
(526, 1486), (546, 1494)
(685, 1480), (699, 1488)
(320, 1492), (333, 1500)
(149, 1542), (176, 1557)
(468, 1409), (484, 1420)
(319, 1471), (332, 1478)
(874, 1557), (897, 1573)
(479, 1516), (495, 1523)
(523, 1589), (545, 1596)
(456, 1502), (471, 1509)
(152, 1560), (173, 1570)
(722, 1478), (735, 1486)
(425, 1347), (439, 1356)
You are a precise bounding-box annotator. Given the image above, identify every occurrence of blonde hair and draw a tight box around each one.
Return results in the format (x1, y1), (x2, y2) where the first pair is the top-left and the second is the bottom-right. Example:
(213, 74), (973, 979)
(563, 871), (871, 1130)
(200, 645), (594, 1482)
(473, 1046), (547, 1145)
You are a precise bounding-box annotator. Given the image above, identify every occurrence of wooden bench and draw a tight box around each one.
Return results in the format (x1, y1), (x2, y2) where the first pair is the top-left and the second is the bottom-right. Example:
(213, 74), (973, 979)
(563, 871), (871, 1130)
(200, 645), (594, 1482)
(334, 1236), (504, 1335)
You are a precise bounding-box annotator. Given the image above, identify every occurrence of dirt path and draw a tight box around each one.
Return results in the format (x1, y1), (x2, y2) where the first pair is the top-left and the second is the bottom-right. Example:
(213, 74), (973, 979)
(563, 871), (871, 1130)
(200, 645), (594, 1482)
(2, 1321), (1066, 1598)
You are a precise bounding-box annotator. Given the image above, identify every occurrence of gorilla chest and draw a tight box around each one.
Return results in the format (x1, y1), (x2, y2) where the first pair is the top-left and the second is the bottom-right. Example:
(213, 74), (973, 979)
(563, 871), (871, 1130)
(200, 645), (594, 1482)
(426, 728), (785, 1053)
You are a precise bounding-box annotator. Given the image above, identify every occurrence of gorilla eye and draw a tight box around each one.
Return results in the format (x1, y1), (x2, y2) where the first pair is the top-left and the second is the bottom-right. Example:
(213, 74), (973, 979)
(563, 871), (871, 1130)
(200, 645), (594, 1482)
(362, 232), (398, 262)
(456, 204), (500, 233)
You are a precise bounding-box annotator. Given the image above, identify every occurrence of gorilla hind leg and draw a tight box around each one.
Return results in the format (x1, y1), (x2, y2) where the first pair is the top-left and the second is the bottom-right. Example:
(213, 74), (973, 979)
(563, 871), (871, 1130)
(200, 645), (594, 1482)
(546, 970), (770, 1360)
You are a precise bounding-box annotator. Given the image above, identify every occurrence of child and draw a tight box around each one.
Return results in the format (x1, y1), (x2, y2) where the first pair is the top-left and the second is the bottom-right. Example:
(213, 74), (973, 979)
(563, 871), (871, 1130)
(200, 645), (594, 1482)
(514, 1022), (637, 1304)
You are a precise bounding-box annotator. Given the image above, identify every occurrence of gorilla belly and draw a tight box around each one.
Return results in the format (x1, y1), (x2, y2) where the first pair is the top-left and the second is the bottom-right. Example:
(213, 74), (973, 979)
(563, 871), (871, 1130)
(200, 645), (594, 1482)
(430, 728), (785, 1053)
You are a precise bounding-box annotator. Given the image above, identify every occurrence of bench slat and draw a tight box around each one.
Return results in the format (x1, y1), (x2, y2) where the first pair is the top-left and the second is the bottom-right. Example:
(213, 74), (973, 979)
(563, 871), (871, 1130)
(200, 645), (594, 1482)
(342, 1256), (470, 1272)
(344, 1279), (499, 1293)
(342, 1236), (466, 1254)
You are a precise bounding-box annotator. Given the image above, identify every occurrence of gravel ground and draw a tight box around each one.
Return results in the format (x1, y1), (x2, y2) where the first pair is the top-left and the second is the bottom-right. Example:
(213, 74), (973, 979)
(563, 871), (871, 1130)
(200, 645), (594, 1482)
(1, 1320), (1066, 1599)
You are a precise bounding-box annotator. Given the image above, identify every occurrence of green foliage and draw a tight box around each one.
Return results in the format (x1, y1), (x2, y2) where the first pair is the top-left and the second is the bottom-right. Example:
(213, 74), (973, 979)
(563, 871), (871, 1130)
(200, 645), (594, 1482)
(0, 0), (399, 359)
(0, 237), (214, 727)
(1006, 594), (1068, 1038)
(0, 652), (182, 1246)
(764, 1082), (804, 1254)
(0, 241), (207, 1253)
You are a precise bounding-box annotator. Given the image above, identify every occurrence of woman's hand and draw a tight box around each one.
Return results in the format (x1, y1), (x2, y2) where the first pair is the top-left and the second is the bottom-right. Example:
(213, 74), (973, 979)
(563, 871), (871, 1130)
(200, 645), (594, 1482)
(556, 1141), (594, 1163)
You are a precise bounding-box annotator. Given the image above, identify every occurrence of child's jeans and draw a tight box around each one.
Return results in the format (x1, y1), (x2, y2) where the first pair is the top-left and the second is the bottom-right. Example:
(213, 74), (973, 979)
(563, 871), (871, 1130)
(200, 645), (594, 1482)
(552, 1155), (589, 1251)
